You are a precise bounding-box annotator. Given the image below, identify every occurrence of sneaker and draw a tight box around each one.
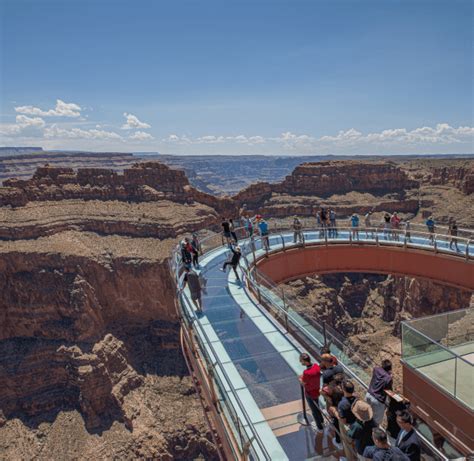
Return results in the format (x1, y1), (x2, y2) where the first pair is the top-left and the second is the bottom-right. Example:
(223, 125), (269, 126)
(219, 268), (225, 272)
(332, 437), (343, 450)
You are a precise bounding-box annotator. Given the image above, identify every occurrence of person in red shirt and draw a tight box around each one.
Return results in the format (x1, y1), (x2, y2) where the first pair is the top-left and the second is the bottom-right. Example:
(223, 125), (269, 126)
(299, 353), (324, 431)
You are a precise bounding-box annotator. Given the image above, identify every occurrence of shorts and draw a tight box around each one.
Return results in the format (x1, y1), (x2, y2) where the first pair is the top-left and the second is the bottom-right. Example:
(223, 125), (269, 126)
(223, 231), (231, 238)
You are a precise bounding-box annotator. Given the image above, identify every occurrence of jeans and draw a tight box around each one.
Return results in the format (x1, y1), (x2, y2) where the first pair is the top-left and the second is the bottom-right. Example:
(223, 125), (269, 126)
(223, 262), (240, 280)
(306, 395), (324, 429)
(366, 392), (386, 425)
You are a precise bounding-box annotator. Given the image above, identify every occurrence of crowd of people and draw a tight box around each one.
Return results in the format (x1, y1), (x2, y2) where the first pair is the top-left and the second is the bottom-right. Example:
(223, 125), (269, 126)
(300, 351), (421, 461)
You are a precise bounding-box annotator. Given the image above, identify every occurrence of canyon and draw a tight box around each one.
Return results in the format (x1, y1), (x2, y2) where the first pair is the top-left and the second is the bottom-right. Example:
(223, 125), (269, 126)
(0, 156), (472, 459)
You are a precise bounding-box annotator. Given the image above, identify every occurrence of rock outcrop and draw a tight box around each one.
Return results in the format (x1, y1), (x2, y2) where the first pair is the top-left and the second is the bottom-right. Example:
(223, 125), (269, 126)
(233, 160), (419, 216)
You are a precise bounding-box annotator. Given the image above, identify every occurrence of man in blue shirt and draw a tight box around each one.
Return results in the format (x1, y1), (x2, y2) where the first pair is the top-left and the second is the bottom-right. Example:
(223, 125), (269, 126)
(366, 359), (393, 425)
(351, 213), (360, 240)
(258, 218), (270, 250)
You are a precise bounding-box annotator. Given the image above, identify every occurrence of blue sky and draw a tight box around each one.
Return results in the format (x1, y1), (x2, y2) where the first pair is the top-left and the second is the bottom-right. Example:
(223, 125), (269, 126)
(1, 0), (472, 154)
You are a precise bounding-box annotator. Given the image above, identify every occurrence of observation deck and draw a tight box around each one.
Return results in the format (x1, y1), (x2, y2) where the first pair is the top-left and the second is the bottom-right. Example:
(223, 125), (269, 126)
(170, 224), (474, 460)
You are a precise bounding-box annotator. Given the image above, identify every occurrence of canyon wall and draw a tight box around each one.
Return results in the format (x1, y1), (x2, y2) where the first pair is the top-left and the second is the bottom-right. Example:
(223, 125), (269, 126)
(233, 160), (421, 217)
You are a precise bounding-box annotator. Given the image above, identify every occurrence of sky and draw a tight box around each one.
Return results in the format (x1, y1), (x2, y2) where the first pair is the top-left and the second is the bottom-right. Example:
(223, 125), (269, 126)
(0, 0), (473, 155)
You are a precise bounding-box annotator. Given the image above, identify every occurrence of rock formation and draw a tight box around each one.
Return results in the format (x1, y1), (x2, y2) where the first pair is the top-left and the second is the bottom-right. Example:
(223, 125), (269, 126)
(233, 160), (420, 217)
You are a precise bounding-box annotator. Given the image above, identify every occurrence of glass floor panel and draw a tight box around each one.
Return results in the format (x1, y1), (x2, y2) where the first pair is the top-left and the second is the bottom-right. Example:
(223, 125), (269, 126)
(211, 316), (262, 341)
(247, 376), (302, 408)
(202, 284), (233, 298)
(220, 334), (279, 361)
(204, 304), (246, 322)
(233, 351), (298, 386)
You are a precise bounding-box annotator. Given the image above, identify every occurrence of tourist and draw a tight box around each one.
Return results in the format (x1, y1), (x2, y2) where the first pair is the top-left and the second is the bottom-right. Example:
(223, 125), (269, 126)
(404, 220), (411, 242)
(181, 266), (203, 313)
(293, 216), (303, 243)
(366, 359), (393, 425)
(180, 238), (193, 269)
(299, 353), (324, 432)
(391, 212), (401, 241)
(220, 245), (242, 281)
(321, 354), (345, 385)
(222, 217), (232, 246)
(229, 218), (238, 243)
(321, 378), (345, 452)
(425, 216), (435, 244)
(191, 233), (201, 268)
(191, 232), (202, 255)
(336, 380), (359, 457)
(383, 213), (391, 240)
(320, 345), (338, 368)
(316, 209), (323, 238)
(258, 218), (270, 251)
(244, 215), (254, 238)
(320, 207), (328, 237)
(330, 209), (337, 237)
(351, 213), (360, 240)
(347, 400), (377, 460)
(448, 218), (459, 252)
(365, 211), (374, 238)
(363, 428), (410, 461)
(395, 410), (421, 461)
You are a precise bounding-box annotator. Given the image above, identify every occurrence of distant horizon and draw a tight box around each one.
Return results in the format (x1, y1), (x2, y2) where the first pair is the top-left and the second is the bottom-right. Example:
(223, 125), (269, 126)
(1, 0), (472, 155)
(0, 145), (473, 159)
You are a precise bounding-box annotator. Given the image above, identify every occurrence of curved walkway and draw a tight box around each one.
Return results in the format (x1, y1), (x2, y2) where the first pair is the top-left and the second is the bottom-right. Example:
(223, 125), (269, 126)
(174, 228), (473, 461)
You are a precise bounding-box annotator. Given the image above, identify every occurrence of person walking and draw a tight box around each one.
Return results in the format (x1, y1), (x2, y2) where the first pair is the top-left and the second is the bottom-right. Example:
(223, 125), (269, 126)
(383, 213), (391, 240)
(404, 220), (411, 242)
(180, 238), (193, 269)
(351, 214), (360, 240)
(347, 400), (377, 460)
(229, 218), (238, 243)
(363, 428), (410, 461)
(365, 359), (393, 425)
(391, 212), (401, 241)
(299, 353), (325, 432)
(330, 209), (337, 237)
(222, 217), (232, 246)
(320, 208), (328, 238)
(365, 211), (374, 238)
(191, 233), (201, 268)
(448, 218), (459, 252)
(425, 216), (435, 244)
(258, 218), (270, 250)
(395, 410), (421, 461)
(220, 245), (242, 281)
(181, 266), (203, 313)
(244, 216), (254, 238)
(293, 216), (303, 243)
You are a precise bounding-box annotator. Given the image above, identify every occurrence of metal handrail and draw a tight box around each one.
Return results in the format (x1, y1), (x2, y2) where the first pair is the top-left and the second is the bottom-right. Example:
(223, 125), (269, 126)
(170, 223), (472, 461)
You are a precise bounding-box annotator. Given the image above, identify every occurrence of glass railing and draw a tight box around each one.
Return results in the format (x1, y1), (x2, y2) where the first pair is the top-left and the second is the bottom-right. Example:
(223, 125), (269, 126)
(170, 223), (473, 461)
(401, 309), (474, 410)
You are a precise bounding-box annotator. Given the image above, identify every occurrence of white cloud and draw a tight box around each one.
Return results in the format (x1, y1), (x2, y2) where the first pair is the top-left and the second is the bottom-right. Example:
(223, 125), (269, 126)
(44, 124), (122, 140)
(15, 99), (82, 117)
(129, 131), (154, 141)
(160, 123), (473, 154)
(0, 115), (46, 136)
(121, 113), (151, 130)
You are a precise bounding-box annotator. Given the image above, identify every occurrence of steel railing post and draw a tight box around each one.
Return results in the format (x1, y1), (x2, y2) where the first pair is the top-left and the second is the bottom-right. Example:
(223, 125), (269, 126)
(281, 234), (286, 251)
(466, 240), (470, 261)
(300, 385), (310, 426)
(434, 234), (438, 253)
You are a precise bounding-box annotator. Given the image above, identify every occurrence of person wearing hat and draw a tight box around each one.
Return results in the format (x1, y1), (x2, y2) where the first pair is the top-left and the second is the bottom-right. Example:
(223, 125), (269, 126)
(347, 399), (377, 459)
(293, 216), (303, 244)
(220, 245), (242, 281)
